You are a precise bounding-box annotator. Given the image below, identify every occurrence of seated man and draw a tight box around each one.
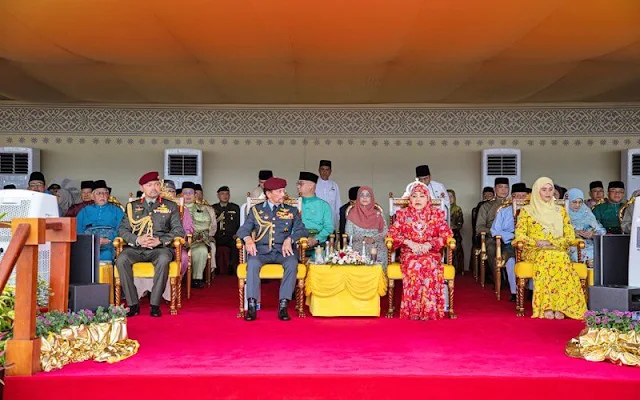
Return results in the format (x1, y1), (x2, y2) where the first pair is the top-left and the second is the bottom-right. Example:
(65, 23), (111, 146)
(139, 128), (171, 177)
(475, 177), (510, 282)
(491, 183), (531, 302)
(115, 171), (185, 318)
(296, 172), (334, 249)
(65, 180), (95, 217)
(236, 177), (308, 321)
(76, 180), (125, 262)
(592, 181), (626, 234)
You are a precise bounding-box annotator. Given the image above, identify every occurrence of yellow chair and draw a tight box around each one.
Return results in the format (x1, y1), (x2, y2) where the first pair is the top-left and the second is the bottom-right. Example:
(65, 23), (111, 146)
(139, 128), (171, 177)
(113, 237), (185, 315)
(235, 237), (308, 318)
(98, 262), (114, 305)
(513, 238), (590, 317)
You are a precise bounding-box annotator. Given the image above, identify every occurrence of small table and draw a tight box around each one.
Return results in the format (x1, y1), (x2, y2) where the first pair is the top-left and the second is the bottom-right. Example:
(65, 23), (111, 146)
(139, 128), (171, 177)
(305, 264), (387, 317)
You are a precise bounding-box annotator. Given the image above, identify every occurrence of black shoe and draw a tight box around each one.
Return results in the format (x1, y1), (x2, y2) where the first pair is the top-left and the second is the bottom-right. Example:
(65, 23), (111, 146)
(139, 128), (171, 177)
(191, 279), (205, 289)
(510, 294), (516, 303)
(278, 299), (291, 321)
(245, 298), (257, 321)
(150, 305), (162, 317)
(126, 304), (140, 317)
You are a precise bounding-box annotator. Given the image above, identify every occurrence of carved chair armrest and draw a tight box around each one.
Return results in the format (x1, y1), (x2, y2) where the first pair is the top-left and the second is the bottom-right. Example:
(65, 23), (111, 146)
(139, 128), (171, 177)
(445, 237), (456, 264)
(479, 232), (487, 260)
(495, 235), (503, 267)
(512, 239), (525, 263)
(234, 237), (309, 265)
(113, 237), (124, 257)
(569, 238), (586, 263)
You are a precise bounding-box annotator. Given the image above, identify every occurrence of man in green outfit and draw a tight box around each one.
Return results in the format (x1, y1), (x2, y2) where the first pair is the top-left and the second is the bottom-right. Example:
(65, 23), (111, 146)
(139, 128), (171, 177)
(592, 181), (626, 234)
(296, 171), (334, 249)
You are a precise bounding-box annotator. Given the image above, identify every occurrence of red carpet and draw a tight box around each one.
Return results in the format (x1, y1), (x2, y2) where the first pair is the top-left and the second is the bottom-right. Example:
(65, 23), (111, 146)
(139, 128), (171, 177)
(6, 275), (640, 399)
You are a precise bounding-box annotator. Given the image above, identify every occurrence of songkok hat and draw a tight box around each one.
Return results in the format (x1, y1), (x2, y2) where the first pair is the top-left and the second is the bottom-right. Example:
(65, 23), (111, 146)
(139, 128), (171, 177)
(511, 183), (528, 194)
(217, 186), (230, 193)
(263, 177), (287, 191)
(138, 171), (160, 186)
(29, 171), (45, 183)
(93, 180), (108, 190)
(494, 177), (509, 186)
(299, 171), (319, 183)
(482, 186), (494, 194)
(415, 165), (430, 177)
(608, 181), (624, 189)
(47, 183), (61, 191)
(258, 170), (273, 180)
(164, 180), (176, 190)
(348, 186), (360, 201)
(194, 184), (203, 191)
(81, 180), (94, 190)
(181, 181), (196, 190)
(319, 160), (332, 168)
(589, 181), (603, 190)
(3, 184), (16, 189)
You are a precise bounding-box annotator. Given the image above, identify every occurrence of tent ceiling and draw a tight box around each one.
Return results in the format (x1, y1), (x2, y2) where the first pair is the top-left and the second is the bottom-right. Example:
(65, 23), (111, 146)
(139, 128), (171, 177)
(1, 0), (639, 104)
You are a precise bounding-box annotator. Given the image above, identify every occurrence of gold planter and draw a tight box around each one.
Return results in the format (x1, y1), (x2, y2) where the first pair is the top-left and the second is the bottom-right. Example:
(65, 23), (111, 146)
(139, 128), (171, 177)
(40, 318), (139, 372)
(566, 327), (640, 367)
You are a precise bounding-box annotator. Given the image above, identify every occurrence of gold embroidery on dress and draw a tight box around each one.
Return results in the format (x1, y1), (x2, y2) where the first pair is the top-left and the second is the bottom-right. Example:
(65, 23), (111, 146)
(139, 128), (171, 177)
(126, 202), (153, 236)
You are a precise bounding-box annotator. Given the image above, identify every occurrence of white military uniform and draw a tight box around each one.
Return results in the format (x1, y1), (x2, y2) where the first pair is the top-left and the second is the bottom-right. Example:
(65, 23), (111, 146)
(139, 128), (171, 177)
(315, 178), (341, 230)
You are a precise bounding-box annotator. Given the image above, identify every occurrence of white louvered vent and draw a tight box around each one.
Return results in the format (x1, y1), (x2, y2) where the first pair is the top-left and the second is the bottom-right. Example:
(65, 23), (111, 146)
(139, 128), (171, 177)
(481, 149), (521, 198)
(168, 154), (198, 176)
(0, 147), (41, 188)
(486, 154), (518, 176)
(632, 154), (640, 176)
(0, 152), (29, 174)
(621, 149), (640, 192)
(164, 149), (203, 188)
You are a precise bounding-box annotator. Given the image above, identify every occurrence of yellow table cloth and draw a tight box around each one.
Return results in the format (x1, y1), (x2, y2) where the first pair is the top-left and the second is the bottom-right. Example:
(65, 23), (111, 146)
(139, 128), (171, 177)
(305, 264), (387, 317)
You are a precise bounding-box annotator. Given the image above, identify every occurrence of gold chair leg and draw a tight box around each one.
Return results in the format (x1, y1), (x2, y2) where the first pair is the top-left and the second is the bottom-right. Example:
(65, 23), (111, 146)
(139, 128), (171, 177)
(237, 279), (245, 318)
(386, 279), (395, 318)
(516, 277), (526, 317)
(205, 257), (212, 287)
(186, 263), (192, 300)
(115, 277), (121, 307)
(177, 274), (183, 309)
(480, 258), (486, 288)
(448, 279), (456, 319)
(170, 276), (178, 315)
(495, 267), (501, 300)
(581, 278), (588, 305)
(297, 279), (306, 318)
(473, 251), (479, 282)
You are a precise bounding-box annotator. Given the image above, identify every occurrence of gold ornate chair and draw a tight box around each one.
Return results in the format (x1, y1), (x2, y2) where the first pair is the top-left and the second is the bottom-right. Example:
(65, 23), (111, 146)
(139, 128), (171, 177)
(512, 199), (590, 317)
(235, 196), (308, 318)
(384, 194), (457, 319)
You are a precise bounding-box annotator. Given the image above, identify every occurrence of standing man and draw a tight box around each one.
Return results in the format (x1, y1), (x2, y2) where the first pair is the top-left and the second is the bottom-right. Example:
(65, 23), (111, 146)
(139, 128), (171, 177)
(339, 186), (360, 235)
(415, 165), (450, 215)
(586, 181), (605, 209)
(251, 170), (273, 198)
(65, 180), (95, 217)
(593, 181), (626, 234)
(213, 186), (241, 275)
(315, 160), (341, 230)
(475, 177), (510, 283)
(236, 177), (308, 321)
(76, 180), (124, 262)
(27, 172), (47, 193)
(298, 172), (334, 249)
(115, 171), (185, 317)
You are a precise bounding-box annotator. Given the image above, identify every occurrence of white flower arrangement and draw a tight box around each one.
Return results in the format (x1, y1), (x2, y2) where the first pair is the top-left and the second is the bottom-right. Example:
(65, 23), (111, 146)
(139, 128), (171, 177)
(326, 247), (368, 265)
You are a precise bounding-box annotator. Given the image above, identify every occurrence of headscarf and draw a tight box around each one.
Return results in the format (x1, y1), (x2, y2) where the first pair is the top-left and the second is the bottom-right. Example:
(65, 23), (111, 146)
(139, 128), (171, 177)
(56, 188), (75, 215)
(566, 188), (600, 230)
(347, 186), (385, 232)
(523, 177), (564, 238)
(406, 181), (434, 217)
(448, 189), (463, 216)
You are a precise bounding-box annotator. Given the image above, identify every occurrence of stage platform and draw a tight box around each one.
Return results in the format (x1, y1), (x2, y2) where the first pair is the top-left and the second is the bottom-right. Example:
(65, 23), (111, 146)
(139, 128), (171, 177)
(6, 274), (640, 399)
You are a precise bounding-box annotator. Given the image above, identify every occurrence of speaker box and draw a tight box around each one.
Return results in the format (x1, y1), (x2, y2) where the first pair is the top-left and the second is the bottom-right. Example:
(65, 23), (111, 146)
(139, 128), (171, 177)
(589, 285), (640, 311)
(592, 235), (630, 286)
(68, 283), (110, 312)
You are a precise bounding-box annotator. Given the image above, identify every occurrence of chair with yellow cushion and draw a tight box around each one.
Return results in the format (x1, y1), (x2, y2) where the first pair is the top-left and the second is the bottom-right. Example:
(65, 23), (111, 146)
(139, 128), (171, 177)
(512, 238), (590, 317)
(113, 236), (185, 315)
(235, 237), (309, 318)
(385, 193), (457, 319)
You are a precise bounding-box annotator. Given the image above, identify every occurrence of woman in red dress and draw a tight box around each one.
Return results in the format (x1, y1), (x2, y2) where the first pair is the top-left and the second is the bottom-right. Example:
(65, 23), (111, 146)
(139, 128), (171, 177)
(387, 182), (453, 320)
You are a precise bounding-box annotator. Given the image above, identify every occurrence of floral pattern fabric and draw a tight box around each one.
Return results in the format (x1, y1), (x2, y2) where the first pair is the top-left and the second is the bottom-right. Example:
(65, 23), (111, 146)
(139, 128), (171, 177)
(387, 207), (453, 320)
(514, 207), (587, 320)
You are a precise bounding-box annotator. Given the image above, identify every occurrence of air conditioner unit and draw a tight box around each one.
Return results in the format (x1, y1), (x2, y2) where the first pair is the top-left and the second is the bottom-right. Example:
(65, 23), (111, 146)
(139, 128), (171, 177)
(481, 149), (521, 198)
(621, 149), (640, 193)
(0, 147), (41, 189)
(163, 148), (202, 189)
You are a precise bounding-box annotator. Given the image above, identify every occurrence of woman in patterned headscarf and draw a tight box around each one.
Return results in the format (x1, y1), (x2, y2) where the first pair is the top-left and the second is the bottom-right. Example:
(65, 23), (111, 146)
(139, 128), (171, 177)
(387, 182), (453, 320)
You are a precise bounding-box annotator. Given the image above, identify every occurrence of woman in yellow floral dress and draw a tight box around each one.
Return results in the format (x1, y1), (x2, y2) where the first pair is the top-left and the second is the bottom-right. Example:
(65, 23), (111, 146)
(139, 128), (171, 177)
(514, 177), (587, 320)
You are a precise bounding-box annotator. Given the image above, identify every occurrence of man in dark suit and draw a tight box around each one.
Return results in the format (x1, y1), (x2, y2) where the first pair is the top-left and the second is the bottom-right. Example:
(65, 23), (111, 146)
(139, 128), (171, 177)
(115, 171), (185, 318)
(213, 186), (241, 275)
(339, 186), (360, 235)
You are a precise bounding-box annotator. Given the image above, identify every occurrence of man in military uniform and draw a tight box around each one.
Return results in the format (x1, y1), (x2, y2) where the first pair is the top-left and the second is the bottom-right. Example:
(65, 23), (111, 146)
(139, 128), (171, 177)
(621, 189), (640, 234)
(251, 170), (273, 198)
(415, 165), (450, 216)
(593, 181), (626, 234)
(315, 160), (341, 230)
(585, 181), (605, 209)
(475, 177), (510, 283)
(339, 186), (360, 235)
(115, 171), (185, 318)
(213, 186), (241, 275)
(236, 177), (308, 321)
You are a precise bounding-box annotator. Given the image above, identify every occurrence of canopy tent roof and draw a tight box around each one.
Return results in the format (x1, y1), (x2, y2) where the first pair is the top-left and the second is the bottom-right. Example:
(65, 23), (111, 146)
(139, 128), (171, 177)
(1, 0), (639, 104)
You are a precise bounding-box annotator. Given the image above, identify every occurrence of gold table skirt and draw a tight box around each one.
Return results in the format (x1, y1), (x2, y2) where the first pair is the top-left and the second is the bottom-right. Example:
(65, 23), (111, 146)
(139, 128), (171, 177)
(305, 264), (387, 317)
(566, 327), (640, 367)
